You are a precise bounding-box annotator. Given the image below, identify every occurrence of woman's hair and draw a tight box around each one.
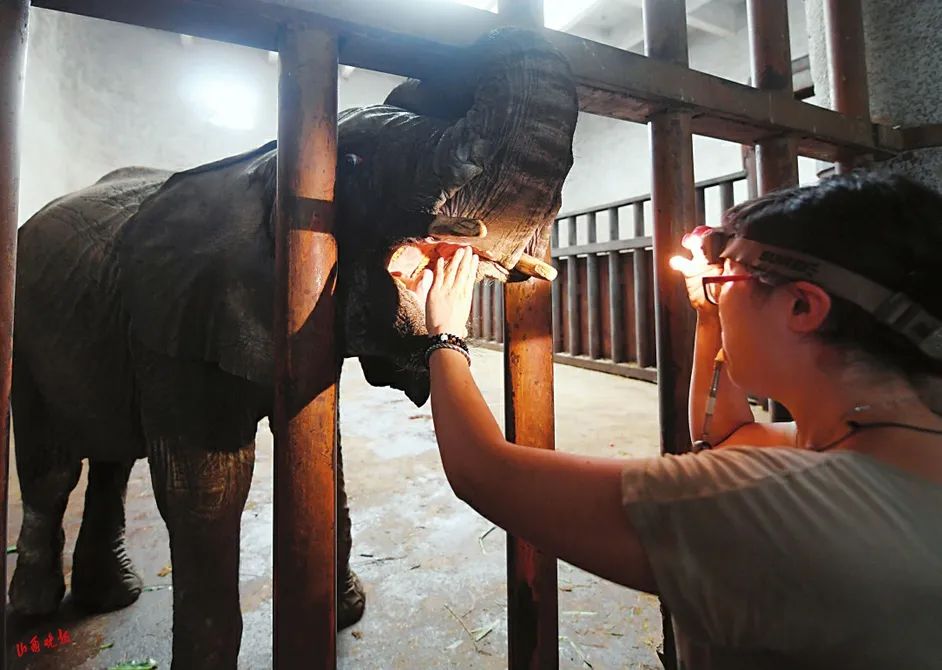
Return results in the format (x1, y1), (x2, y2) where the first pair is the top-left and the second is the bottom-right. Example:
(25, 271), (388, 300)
(720, 171), (942, 380)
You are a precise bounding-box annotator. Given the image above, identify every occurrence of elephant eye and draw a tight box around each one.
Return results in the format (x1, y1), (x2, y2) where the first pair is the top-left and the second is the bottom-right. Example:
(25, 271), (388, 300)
(344, 153), (363, 167)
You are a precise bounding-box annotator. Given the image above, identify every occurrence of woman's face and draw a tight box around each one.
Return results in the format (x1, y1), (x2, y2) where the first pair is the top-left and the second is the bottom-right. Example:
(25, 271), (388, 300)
(717, 260), (791, 397)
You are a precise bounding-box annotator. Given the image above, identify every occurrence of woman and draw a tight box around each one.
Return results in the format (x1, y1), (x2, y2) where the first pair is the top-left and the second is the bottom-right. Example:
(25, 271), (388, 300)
(417, 172), (942, 669)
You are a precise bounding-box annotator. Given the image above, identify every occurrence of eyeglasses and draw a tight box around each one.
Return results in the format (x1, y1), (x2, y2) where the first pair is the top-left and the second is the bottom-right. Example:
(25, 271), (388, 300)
(702, 274), (755, 305)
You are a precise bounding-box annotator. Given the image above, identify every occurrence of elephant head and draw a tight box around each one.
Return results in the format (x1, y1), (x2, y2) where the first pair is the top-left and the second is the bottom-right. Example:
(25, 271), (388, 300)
(114, 28), (576, 409)
(335, 27), (579, 404)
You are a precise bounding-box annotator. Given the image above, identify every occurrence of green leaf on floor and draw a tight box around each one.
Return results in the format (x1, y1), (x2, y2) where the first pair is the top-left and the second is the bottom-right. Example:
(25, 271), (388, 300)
(108, 660), (158, 670)
(99, 642), (115, 651)
(6, 544), (16, 554)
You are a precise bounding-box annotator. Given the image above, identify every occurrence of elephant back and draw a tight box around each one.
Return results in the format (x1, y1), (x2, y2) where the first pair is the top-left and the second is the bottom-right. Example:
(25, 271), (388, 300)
(116, 142), (278, 388)
(14, 167), (171, 457)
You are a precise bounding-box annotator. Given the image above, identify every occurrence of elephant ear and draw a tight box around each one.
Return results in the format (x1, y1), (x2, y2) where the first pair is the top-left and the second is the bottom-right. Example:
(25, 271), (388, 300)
(117, 142), (278, 387)
(358, 355), (430, 407)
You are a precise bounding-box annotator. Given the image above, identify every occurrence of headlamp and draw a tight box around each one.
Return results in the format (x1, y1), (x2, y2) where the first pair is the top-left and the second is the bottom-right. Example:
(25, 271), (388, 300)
(685, 226), (942, 362)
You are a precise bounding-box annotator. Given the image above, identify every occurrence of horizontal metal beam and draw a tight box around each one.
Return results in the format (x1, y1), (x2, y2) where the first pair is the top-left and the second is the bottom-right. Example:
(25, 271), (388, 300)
(32, 0), (903, 161)
(552, 237), (651, 258)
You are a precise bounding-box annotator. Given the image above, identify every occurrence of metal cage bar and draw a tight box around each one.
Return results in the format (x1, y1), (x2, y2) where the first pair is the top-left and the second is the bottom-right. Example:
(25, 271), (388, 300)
(825, 0), (872, 173)
(747, 0), (799, 423)
(498, 0), (561, 665)
(273, 25), (340, 668)
(0, 2), (29, 665)
(644, 0), (698, 665)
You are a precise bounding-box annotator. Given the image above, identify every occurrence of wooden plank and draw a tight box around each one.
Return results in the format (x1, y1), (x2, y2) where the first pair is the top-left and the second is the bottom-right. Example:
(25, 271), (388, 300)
(471, 341), (658, 383)
(551, 261), (562, 352)
(482, 281), (493, 341)
(0, 2), (29, 664)
(552, 237), (653, 257)
(31, 0), (903, 160)
(607, 207), (625, 363)
(719, 180), (735, 213)
(273, 26), (339, 668)
(585, 213), (600, 359)
(631, 202), (654, 368)
(566, 256), (580, 356)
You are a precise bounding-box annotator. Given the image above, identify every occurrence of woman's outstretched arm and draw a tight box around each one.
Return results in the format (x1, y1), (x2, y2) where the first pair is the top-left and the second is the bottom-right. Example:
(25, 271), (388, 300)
(423, 247), (656, 593)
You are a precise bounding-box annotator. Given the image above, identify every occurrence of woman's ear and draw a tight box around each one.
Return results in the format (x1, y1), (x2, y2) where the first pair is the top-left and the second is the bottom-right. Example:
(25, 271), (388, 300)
(785, 281), (831, 333)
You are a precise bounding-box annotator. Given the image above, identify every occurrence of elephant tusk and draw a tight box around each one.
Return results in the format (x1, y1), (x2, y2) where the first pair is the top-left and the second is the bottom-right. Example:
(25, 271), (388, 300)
(427, 215), (487, 238)
(513, 253), (557, 281)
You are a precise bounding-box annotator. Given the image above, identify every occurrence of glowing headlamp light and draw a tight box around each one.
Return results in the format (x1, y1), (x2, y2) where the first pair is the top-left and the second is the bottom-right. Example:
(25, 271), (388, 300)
(686, 225), (942, 361)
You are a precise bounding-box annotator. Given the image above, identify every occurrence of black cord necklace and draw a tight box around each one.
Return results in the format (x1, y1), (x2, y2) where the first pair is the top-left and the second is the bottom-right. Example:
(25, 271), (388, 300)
(810, 420), (942, 452)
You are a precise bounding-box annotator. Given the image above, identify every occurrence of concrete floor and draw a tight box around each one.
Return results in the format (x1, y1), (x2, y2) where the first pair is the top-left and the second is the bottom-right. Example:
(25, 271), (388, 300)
(5, 348), (664, 669)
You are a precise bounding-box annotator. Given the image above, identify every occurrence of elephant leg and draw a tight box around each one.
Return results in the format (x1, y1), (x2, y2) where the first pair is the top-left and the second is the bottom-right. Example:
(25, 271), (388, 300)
(149, 440), (255, 670)
(337, 435), (365, 629)
(9, 364), (82, 616)
(71, 459), (143, 612)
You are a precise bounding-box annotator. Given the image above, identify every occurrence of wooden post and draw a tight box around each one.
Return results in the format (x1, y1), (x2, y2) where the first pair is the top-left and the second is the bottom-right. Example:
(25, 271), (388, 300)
(824, 0), (871, 173)
(273, 26), (340, 669)
(566, 255), (580, 356)
(632, 202), (654, 367)
(719, 180), (735, 213)
(482, 281), (493, 341)
(0, 3), (29, 664)
(585, 212), (600, 359)
(607, 207), (624, 363)
(498, 0), (559, 666)
(644, 1), (697, 667)
(747, 0), (798, 423)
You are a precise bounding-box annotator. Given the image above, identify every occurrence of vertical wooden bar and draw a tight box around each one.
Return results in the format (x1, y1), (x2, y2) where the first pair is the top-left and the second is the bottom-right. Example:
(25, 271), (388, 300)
(1, 3), (29, 663)
(273, 26), (339, 669)
(549, 220), (561, 351)
(824, 0), (871, 173)
(499, 1), (558, 666)
(607, 207), (624, 362)
(632, 202), (654, 368)
(644, 2), (697, 666)
(495, 283), (504, 344)
(747, 0), (798, 423)
(585, 212), (600, 359)
(694, 186), (706, 227)
(482, 281), (493, 341)
(719, 180), (735, 213)
(566, 256), (580, 355)
(551, 261), (562, 353)
(470, 284), (481, 338)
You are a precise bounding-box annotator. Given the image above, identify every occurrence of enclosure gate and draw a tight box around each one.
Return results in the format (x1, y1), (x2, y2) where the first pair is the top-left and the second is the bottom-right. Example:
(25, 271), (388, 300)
(0, 0), (920, 667)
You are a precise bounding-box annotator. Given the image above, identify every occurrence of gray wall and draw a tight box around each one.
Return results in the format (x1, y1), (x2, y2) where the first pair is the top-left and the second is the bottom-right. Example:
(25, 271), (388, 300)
(806, 0), (942, 189)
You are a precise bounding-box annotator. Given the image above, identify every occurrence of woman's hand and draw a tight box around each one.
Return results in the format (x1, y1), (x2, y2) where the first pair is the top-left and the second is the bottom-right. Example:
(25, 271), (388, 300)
(669, 230), (721, 314)
(426, 245), (480, 337)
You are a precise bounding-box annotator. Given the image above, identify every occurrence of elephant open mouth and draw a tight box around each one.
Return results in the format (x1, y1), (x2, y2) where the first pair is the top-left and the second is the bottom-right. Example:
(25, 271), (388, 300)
(385, 227), (557, 289)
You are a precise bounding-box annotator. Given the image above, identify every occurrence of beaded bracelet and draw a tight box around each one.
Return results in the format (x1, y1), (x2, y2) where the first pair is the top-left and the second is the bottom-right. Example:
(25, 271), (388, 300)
(425, 342), (471, 367)
(428, 332), (469, 352)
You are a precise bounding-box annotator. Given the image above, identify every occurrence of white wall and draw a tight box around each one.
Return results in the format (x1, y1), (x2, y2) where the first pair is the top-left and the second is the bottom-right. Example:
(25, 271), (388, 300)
(19, 8), (404, 224)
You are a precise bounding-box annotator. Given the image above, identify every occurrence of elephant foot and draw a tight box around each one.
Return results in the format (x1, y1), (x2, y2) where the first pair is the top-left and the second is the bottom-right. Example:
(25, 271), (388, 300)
(71, 537), (143, 613)
(338, 570), (366, 630)
(9, 556), (65, 617)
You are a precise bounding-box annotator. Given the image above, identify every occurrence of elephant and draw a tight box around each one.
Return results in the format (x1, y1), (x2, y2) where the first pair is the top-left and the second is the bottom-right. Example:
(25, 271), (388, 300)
(8, 27), (577, 669)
